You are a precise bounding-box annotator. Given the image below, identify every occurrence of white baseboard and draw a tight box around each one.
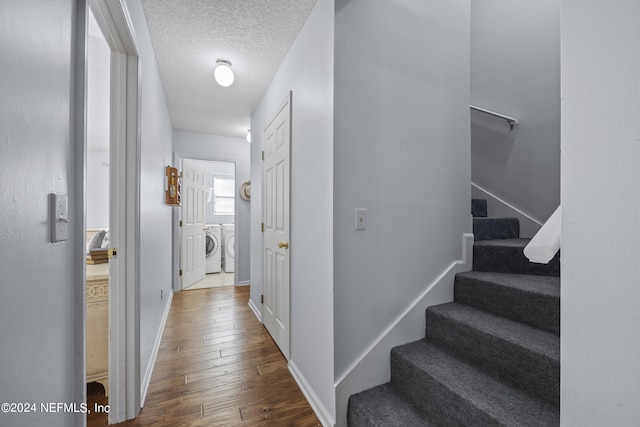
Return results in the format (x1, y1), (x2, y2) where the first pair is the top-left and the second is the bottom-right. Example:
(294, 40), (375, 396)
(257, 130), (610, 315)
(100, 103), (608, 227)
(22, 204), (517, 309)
(289, 360), (336, 427)
(247, 297), (262, 323)
(140, 290), (173, 407)
(237, 280), (250, 286)
(333, 233), (473, 427)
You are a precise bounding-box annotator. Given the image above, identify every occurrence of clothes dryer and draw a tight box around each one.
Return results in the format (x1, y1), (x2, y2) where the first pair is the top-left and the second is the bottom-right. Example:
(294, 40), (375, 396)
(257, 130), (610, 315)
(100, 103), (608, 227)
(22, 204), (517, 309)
(205, 224), (221, 273)
(221, 224), (235, 273)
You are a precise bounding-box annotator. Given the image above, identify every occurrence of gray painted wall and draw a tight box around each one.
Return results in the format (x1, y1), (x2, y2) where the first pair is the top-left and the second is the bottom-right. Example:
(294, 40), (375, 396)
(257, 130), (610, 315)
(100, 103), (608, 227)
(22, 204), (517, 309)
(250, 0), (335, 421)
(0, 1), (84, 425)
(333, 0), (471, 382)
(562, 1), (640, 424)
(123, 0), (174, 394)
(173, 130), (250, 284)
(471, 0), (560, 223)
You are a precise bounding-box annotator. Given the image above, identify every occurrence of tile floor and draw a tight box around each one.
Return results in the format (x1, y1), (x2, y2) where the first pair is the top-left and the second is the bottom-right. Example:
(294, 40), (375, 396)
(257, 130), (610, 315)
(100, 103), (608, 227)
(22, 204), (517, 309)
(184, 271), (235, 290)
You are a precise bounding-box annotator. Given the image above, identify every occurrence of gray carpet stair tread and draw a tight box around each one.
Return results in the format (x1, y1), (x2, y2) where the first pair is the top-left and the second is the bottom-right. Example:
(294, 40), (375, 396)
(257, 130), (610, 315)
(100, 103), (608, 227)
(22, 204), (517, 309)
(348, 383), (435, 427)
(392, 340), (559, 426)
(427, 303), (559, 363)
(454, 271), (560, 334)
(456, 271), (560, 298)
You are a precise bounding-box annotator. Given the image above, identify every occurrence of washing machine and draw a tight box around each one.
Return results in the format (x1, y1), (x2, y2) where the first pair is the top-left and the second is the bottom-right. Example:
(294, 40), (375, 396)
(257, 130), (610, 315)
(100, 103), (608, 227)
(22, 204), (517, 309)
(221, 223), (235, 273)
(205, 224), (221, 273)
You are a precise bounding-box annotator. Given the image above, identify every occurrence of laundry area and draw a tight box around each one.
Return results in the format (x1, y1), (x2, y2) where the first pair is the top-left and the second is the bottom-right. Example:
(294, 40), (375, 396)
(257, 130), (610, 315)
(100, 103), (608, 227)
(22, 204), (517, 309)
(184, 159), (237, 290)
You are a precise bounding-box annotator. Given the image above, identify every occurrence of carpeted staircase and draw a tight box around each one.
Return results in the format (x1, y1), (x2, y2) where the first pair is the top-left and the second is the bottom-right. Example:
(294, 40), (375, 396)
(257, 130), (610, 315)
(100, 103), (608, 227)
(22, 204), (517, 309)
(348, 198), (560, 426)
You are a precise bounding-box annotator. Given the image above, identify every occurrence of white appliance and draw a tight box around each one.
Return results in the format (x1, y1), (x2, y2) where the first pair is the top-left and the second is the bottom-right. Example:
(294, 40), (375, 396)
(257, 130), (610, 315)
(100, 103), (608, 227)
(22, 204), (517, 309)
(205, 224), (221, 273)
(221, 223), (235, 273)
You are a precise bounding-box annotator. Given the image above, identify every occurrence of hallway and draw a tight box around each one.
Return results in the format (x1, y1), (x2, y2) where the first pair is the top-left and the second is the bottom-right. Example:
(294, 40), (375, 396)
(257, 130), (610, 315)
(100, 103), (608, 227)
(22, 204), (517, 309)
(91, 286), (319, 426)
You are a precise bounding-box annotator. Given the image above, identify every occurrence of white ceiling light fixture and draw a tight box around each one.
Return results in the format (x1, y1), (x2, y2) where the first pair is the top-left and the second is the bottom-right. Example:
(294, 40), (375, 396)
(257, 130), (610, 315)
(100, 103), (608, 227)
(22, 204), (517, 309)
(214, 58), (234, 87)
(246, 130), (251, 143)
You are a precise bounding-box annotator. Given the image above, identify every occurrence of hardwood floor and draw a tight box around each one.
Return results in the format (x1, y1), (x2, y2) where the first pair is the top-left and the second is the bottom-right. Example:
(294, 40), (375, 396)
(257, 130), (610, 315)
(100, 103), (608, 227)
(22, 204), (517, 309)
(89, 286), (320, 427)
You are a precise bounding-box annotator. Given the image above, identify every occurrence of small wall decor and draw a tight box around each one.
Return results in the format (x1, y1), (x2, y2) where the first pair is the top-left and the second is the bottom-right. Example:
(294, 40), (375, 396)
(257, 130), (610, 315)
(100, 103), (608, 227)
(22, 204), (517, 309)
(165, 166), (181, 205)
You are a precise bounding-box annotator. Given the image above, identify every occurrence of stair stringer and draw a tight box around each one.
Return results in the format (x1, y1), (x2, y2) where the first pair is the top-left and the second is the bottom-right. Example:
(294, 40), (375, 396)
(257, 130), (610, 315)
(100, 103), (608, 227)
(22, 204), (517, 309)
(334, 233), (474, 427)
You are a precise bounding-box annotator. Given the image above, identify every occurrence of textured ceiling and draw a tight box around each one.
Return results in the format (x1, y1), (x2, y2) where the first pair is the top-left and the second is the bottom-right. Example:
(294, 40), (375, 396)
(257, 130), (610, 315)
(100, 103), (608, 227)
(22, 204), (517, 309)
(142, 0), (318, 139)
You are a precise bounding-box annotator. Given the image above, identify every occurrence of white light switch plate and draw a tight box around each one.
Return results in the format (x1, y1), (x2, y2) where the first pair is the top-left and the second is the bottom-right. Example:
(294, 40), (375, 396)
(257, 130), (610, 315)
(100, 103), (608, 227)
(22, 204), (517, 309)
(51, 193), (69, 242)
(355, 208), (367, 230)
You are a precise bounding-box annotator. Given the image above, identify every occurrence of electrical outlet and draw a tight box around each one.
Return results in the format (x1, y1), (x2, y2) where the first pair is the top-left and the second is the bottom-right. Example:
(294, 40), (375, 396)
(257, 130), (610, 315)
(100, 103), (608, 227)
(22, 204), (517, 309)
(355, 209), (367, 230)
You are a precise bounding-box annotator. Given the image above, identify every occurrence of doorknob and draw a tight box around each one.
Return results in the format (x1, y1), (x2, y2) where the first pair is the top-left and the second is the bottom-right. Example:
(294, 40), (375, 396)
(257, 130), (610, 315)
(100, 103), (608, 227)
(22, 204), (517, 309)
(278, 242), (289, 249)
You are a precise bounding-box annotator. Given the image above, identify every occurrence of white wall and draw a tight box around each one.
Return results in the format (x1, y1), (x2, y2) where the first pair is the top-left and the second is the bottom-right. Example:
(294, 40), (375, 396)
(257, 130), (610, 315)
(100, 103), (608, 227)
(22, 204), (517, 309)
(561, 1), (640, 425)
(173, 130), (250, 283)
(333, 0), (471, 387)
(471, 0), (560, 223)
(86, 149), (110, 229)
(0, 1), (84, 425)
(124, 0), (174, 393)
(86, 12), (110, 230)
(250, 0), (335, 423)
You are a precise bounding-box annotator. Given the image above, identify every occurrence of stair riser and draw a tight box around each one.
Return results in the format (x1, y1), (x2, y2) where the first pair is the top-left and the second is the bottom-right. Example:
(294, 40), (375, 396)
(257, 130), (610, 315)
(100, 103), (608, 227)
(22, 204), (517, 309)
(474, 245), (560, 277)
(454, 276), (560, 334)
(473, 218), (520, 241)
(391, 349), (503, 427)
(471, 199), (488, 218)
(425, 310), (560, 406)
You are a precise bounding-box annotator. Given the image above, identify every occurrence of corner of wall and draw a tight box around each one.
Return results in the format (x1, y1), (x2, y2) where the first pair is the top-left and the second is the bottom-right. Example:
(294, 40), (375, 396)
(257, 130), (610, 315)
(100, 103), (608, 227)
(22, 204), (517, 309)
(290, 361), (336, 427)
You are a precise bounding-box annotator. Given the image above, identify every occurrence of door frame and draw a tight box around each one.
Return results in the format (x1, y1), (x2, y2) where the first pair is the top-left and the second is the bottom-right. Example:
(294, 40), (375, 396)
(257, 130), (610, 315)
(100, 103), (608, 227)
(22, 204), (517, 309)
(82, 0), (141, 423)
(173, 155), (240, 292)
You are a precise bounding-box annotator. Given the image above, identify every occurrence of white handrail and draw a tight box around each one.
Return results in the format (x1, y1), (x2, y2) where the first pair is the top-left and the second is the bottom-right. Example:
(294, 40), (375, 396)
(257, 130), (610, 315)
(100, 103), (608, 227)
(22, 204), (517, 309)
(470, 105), (519, 130)
(524, 205), (561, 264)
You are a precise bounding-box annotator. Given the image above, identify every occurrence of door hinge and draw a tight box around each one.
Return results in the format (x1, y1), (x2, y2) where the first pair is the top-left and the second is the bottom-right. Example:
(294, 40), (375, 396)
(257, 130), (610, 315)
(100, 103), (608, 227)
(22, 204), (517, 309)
(107, 247), (118, 259)
(261, 295), (264, 304)
(261, 151), (264, 161)
(179, 269), (183, 276)
(179, 220), (183, 227)
(261, 222), (264, 232)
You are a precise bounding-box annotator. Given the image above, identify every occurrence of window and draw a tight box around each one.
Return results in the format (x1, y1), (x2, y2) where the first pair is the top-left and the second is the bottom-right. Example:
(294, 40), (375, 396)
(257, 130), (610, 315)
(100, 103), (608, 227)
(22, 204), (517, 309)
(213, 177), (235, 215)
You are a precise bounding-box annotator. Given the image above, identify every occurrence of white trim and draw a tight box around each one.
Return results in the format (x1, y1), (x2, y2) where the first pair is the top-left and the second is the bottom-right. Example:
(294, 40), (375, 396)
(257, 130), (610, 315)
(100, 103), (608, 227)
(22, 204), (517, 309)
(289, 360), (336, 427)
(140, 290), (173, 406)
(238, 280), (251, 286)
(90, 0), (141, 423)
(333, 233), (473, 427)
(472, 182), (542, 226)
(247, 298), (262, 323)
(73, 1), (89, 422)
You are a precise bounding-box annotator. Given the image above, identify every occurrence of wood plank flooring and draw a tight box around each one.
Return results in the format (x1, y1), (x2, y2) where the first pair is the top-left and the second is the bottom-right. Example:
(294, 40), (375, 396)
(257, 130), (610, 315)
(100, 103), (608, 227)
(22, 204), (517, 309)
(89, 286), (320, 427)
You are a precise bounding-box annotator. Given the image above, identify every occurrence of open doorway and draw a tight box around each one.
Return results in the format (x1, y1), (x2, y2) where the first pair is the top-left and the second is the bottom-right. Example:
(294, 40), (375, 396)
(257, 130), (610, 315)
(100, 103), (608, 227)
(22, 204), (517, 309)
(180, 159), (237, 290)
(85, 6), (112, 423)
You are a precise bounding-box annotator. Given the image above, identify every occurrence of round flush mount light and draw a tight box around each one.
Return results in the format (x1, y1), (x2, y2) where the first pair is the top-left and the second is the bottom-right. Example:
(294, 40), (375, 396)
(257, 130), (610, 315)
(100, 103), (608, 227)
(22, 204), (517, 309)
(214, 59), (234, 87)
(246, 130), (251, 143)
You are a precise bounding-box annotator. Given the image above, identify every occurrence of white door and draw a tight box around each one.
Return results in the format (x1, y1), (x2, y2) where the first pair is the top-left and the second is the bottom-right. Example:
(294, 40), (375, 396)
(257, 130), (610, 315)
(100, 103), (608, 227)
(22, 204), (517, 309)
(181, 160), (207, 289)
(263, 93), (291, 359)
